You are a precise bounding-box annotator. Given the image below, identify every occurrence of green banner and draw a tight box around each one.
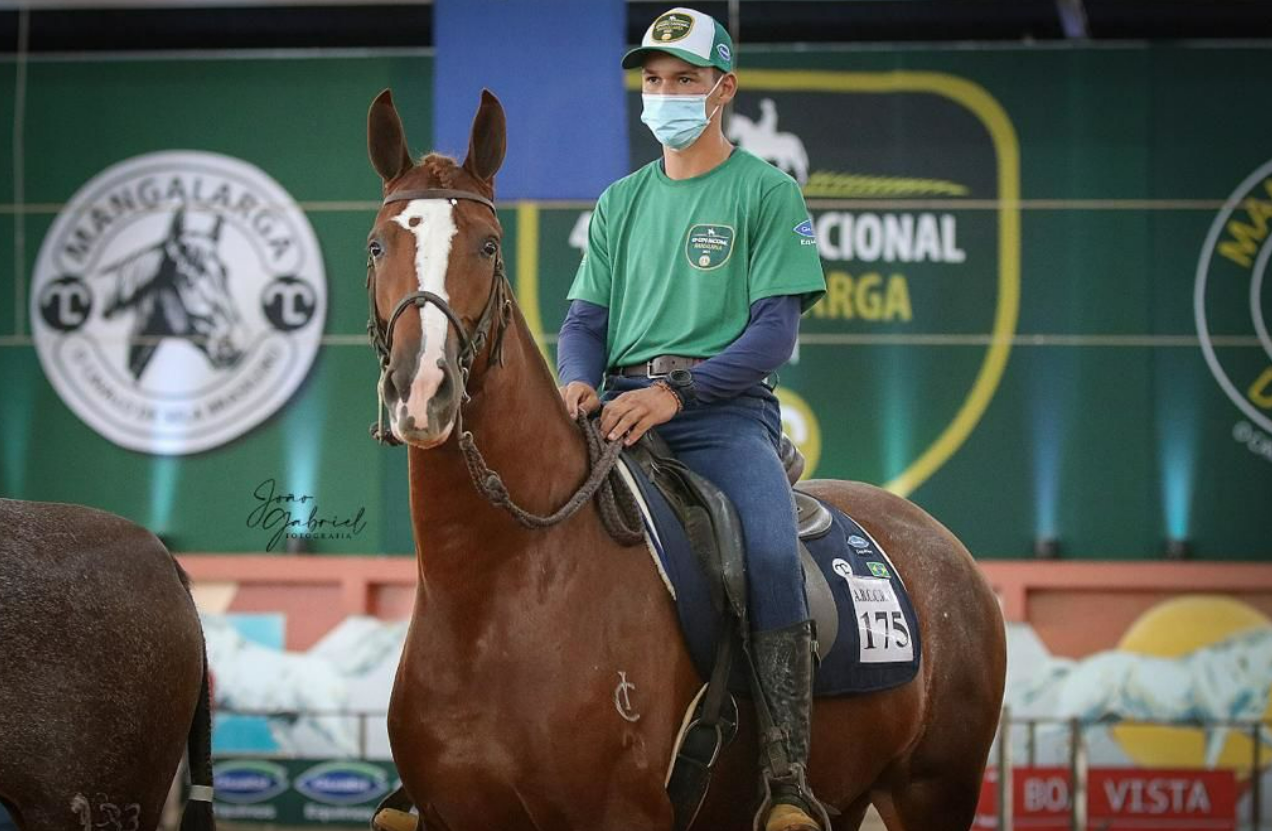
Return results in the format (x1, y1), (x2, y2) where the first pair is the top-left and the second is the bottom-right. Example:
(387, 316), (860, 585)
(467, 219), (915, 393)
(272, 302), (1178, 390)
(4, 45), (1270, 558)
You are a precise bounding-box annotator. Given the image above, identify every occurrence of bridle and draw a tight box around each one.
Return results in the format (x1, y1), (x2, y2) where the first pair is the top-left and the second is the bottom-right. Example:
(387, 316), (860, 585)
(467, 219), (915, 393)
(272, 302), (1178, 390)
(366, 187), (513, 445)
(363, 185), (642, 544)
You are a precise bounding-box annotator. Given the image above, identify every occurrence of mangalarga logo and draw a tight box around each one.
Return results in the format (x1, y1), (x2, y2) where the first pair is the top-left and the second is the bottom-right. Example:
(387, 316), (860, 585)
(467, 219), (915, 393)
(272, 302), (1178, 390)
(31, 150), (326, 455)
(1196, 160), (1272, 434)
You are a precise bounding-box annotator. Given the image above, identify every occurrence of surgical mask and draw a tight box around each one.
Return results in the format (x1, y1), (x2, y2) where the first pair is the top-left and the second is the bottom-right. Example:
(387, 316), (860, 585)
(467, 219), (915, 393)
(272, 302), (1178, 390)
(641, 75), (726, 151)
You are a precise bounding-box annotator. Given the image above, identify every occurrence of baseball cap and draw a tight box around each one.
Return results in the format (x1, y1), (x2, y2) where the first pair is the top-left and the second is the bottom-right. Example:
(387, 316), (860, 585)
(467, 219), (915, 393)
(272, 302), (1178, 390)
(621, 7), (735, 74)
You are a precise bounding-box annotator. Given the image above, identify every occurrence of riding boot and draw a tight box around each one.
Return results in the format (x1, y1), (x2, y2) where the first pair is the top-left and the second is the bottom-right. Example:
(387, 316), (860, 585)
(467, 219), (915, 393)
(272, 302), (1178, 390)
(751, 619), (827, 831)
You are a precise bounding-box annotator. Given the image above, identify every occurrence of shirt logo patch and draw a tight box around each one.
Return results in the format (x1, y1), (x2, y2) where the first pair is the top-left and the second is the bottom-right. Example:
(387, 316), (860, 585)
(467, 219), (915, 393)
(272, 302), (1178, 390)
(684, 223), (736, 271)
(793, 218), (815, 238)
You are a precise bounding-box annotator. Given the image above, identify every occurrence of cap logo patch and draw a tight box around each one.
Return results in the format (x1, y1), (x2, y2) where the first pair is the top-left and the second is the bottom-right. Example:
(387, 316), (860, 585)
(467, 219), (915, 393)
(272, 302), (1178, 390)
(652, 12), (694, 42)
(717, 43), (731, 62)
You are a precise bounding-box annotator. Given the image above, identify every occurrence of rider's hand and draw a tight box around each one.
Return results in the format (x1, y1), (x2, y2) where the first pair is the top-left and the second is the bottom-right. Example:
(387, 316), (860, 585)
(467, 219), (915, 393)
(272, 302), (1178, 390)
(600, 384), (680, 446)
(559, 381), (601, 419)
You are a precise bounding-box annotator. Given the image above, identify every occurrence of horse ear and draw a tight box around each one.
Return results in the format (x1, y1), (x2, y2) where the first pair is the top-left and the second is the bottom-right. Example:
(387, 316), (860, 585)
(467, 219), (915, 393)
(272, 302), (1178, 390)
(368, 89), (414, 185)
(210, 216), (223, 242)
(462, 89), (506, 186)
(169, 209), (185, 238)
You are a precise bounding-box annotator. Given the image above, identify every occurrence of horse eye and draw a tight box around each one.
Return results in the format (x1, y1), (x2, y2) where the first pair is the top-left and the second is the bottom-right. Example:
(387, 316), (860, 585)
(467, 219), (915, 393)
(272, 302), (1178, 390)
(368, 241), (384, 259)
(482, 240), (499, 258)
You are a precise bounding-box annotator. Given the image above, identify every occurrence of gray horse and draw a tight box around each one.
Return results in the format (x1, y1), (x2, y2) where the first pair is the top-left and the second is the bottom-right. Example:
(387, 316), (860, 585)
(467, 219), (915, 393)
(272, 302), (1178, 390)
(0, 499), (213, 831)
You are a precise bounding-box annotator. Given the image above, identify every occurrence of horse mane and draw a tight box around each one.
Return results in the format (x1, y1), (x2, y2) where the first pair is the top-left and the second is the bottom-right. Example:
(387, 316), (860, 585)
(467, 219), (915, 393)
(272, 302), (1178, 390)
(418, 153), (462, 188)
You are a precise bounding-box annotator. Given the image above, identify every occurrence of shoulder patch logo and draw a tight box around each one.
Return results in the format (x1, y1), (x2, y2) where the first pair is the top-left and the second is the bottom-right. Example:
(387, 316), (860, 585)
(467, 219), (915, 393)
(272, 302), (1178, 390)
(652, 12), (694, 43)
(794, 218), (815, 238)
(685, 224), (736, 271)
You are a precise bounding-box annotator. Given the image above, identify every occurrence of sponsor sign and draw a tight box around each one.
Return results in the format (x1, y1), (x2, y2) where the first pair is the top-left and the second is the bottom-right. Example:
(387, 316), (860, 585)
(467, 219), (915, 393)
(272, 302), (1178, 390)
(975, 767), (1237, 831)
(212, 759), (400, 826)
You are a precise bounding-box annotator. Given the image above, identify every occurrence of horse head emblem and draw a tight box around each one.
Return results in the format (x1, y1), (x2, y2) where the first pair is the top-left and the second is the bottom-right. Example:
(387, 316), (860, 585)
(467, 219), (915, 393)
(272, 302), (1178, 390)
(364, 88), (507, 448)
(101, 206), (244, 380)
(727, 98), (810, 186)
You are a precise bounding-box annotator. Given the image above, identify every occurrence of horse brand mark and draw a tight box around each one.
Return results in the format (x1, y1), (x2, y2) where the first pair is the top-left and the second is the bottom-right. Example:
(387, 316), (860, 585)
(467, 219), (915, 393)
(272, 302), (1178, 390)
(614, 671), (641, 722)
(70, 794), (141, 831)
(31, 151), (326, 455)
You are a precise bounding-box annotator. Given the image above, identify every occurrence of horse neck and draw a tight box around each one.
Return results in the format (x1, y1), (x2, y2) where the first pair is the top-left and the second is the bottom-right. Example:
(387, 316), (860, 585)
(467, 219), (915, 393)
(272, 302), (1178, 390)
(406, 302), (592, 567)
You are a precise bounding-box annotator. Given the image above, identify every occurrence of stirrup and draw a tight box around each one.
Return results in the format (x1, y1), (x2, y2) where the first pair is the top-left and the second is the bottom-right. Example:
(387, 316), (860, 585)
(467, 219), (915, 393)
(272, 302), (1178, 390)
(751, 766), (833, 831)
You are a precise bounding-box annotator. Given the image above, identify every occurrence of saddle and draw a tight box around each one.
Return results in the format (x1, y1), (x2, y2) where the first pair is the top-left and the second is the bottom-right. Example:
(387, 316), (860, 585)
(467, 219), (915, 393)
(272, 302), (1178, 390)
(621, 430), (921, 831)
(624, 432), (839, 656)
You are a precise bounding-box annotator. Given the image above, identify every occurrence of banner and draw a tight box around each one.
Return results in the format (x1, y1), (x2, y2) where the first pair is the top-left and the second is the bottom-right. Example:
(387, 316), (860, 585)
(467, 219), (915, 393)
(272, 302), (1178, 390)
(975, 767), (1239, 831)
(212, 758), (399, 825)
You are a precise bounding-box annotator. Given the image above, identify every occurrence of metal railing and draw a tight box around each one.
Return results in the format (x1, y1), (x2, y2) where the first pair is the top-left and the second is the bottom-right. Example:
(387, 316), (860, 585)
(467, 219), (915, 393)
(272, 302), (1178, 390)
(994, 709), (1272, 831)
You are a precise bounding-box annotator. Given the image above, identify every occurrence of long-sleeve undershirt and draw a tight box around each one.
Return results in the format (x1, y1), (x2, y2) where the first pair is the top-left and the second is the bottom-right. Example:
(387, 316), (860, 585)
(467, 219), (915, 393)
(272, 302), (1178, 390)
(556, 295), (801, 404)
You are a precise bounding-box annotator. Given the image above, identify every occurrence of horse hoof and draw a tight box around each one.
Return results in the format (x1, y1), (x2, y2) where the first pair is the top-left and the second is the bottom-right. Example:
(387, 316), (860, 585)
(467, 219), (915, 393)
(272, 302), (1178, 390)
(373, 808), (418, 831)
(764, 803), (821, 831)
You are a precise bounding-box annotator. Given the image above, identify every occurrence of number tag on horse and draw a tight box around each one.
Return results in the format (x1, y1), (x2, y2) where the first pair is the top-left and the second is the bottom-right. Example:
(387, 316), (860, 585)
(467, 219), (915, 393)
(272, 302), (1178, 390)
(833, 562), (915, 664)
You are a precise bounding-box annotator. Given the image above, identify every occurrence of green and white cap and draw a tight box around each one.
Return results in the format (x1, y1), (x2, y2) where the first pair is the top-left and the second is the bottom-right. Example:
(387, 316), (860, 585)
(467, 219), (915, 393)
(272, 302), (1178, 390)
(621, 7), (734, 73)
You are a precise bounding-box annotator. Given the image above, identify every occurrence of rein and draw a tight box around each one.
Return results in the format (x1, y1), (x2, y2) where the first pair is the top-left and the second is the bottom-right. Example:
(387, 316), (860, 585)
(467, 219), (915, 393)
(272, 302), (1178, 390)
(366, 187), (642, 545)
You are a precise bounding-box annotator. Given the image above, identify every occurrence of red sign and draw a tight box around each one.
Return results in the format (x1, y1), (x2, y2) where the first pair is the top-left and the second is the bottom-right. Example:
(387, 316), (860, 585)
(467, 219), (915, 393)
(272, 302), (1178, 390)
(975, 768), (1237, 830)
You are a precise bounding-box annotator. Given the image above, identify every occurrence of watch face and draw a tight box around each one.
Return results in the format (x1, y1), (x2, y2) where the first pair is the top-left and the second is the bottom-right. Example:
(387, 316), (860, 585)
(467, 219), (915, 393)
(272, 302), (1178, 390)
(668, 368), (693, 386)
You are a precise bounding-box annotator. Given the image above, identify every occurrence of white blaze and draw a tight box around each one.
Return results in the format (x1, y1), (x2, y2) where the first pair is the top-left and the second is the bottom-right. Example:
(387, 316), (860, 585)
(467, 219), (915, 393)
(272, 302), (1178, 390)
(390, 199), (458, 433)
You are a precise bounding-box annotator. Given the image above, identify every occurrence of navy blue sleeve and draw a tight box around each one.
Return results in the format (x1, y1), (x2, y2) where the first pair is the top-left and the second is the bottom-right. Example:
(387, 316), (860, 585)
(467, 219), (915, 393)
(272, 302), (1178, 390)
(556, 299), (609, 389)
(692, 295), (801, 404)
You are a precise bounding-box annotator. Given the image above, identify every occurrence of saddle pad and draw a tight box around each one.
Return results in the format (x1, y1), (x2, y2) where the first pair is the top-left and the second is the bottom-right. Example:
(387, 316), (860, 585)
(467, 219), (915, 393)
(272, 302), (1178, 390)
(621, 459), (922, 697)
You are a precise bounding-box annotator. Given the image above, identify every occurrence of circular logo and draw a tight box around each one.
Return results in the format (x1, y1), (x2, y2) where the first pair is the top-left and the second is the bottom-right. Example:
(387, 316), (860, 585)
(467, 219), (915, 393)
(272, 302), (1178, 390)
(31, 151), (326, 455)
(1196, 159), (1272, 433)
(717, 43), (731, 63)
(776, 385), (821, 477)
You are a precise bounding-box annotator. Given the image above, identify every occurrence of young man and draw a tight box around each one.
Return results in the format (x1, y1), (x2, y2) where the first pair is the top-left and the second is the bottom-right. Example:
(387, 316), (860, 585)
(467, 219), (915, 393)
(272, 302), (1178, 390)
(556, 8), (827, 831)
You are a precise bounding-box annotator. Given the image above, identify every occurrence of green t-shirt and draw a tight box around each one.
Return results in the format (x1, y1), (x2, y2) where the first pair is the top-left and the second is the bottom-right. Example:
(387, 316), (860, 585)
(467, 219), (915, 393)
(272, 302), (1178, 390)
(567, 148), (826, 369)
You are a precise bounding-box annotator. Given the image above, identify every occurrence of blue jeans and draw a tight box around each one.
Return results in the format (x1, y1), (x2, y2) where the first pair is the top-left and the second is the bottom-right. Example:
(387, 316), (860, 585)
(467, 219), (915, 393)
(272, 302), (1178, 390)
(605, 376), (809, 632)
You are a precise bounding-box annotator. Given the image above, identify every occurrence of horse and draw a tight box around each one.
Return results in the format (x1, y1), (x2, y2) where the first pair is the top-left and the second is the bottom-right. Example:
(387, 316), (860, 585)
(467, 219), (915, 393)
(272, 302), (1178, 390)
(364, 88), (1006, 831)
(101, 208), (243, 379)
(727, 99), (810, 186)
(0, 499), (214, 831)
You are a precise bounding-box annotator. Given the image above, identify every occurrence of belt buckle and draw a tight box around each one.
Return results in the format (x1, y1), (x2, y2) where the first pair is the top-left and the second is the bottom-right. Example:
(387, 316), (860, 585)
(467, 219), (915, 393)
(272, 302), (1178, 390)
(645, 358), (664, 378)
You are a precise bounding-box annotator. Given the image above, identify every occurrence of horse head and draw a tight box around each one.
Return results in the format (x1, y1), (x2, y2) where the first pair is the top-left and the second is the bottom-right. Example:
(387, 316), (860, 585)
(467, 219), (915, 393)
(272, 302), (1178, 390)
(163, 209), (243, 368)
(365, 88), (507, 448)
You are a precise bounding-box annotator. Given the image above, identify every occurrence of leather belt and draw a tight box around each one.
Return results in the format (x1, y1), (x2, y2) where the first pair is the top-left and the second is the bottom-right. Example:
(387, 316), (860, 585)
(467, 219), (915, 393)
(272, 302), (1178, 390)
(616, 355), (705, 378)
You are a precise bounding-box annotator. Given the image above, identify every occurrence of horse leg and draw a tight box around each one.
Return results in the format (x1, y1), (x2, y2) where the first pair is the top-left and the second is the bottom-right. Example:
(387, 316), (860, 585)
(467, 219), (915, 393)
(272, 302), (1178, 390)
(873, 770), (984, 831)
(830, 793), (871, 831)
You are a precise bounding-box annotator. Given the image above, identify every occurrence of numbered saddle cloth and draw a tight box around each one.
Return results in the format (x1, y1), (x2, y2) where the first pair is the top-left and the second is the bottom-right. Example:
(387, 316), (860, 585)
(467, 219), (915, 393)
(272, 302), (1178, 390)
(621, 459), (922, 697)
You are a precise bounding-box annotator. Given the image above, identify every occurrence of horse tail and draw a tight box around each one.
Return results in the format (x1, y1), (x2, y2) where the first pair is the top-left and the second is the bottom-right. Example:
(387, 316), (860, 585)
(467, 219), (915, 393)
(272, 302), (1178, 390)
(180, 646), (216, 831)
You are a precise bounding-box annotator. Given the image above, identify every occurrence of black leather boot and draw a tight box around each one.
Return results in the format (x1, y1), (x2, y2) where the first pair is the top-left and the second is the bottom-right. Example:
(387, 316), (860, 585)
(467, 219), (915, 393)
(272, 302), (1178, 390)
(751, 620), (826, 831)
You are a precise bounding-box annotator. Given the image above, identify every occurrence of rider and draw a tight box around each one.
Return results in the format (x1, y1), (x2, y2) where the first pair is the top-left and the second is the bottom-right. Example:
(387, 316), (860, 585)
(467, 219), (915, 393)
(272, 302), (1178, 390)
(556, 8), (827, 830)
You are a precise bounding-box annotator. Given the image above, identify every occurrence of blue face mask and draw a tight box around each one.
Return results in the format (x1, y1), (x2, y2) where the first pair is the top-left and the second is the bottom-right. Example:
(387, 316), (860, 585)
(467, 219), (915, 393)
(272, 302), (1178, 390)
(641, 75), (726, 151)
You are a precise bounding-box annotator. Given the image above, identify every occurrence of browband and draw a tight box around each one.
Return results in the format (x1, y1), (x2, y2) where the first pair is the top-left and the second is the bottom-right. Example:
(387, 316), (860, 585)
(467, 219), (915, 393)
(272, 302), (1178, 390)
(382, 187), (497, 215)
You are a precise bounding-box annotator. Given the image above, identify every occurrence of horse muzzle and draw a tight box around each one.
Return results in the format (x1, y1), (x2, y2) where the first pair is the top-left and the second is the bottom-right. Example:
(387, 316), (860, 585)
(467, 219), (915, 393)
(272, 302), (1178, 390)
(381, 338), (463, 448)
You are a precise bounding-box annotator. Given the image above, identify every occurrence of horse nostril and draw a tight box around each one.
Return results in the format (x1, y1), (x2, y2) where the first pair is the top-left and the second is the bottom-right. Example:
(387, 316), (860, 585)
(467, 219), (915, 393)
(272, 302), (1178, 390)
(383, 367), (406, 403)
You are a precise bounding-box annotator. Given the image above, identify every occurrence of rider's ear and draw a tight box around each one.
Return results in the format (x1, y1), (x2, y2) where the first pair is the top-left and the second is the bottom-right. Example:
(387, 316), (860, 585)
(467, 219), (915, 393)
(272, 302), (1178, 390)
(368, 89), (414, 185)
(463, 89), (506, 186)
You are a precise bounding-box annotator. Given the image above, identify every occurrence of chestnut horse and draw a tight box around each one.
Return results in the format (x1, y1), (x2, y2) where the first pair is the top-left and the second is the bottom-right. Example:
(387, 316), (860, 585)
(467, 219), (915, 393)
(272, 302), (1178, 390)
(364, 89), (1005, 831)
(0, 499), (213, 831)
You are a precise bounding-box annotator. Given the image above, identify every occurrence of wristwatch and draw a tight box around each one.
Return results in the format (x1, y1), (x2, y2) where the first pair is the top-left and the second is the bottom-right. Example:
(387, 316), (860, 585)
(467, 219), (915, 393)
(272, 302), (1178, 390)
(664, 368), (697, 407)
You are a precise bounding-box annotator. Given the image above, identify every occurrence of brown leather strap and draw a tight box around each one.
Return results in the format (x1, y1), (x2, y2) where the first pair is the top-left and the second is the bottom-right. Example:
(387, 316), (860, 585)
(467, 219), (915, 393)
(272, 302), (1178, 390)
(382, 187), (496, 215)
(617, 355), (706, 378)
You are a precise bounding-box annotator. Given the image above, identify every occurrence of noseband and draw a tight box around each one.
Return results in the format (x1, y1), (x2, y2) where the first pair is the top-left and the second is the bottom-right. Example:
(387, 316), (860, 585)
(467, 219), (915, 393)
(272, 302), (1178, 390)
(366, 187), (512, 445)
